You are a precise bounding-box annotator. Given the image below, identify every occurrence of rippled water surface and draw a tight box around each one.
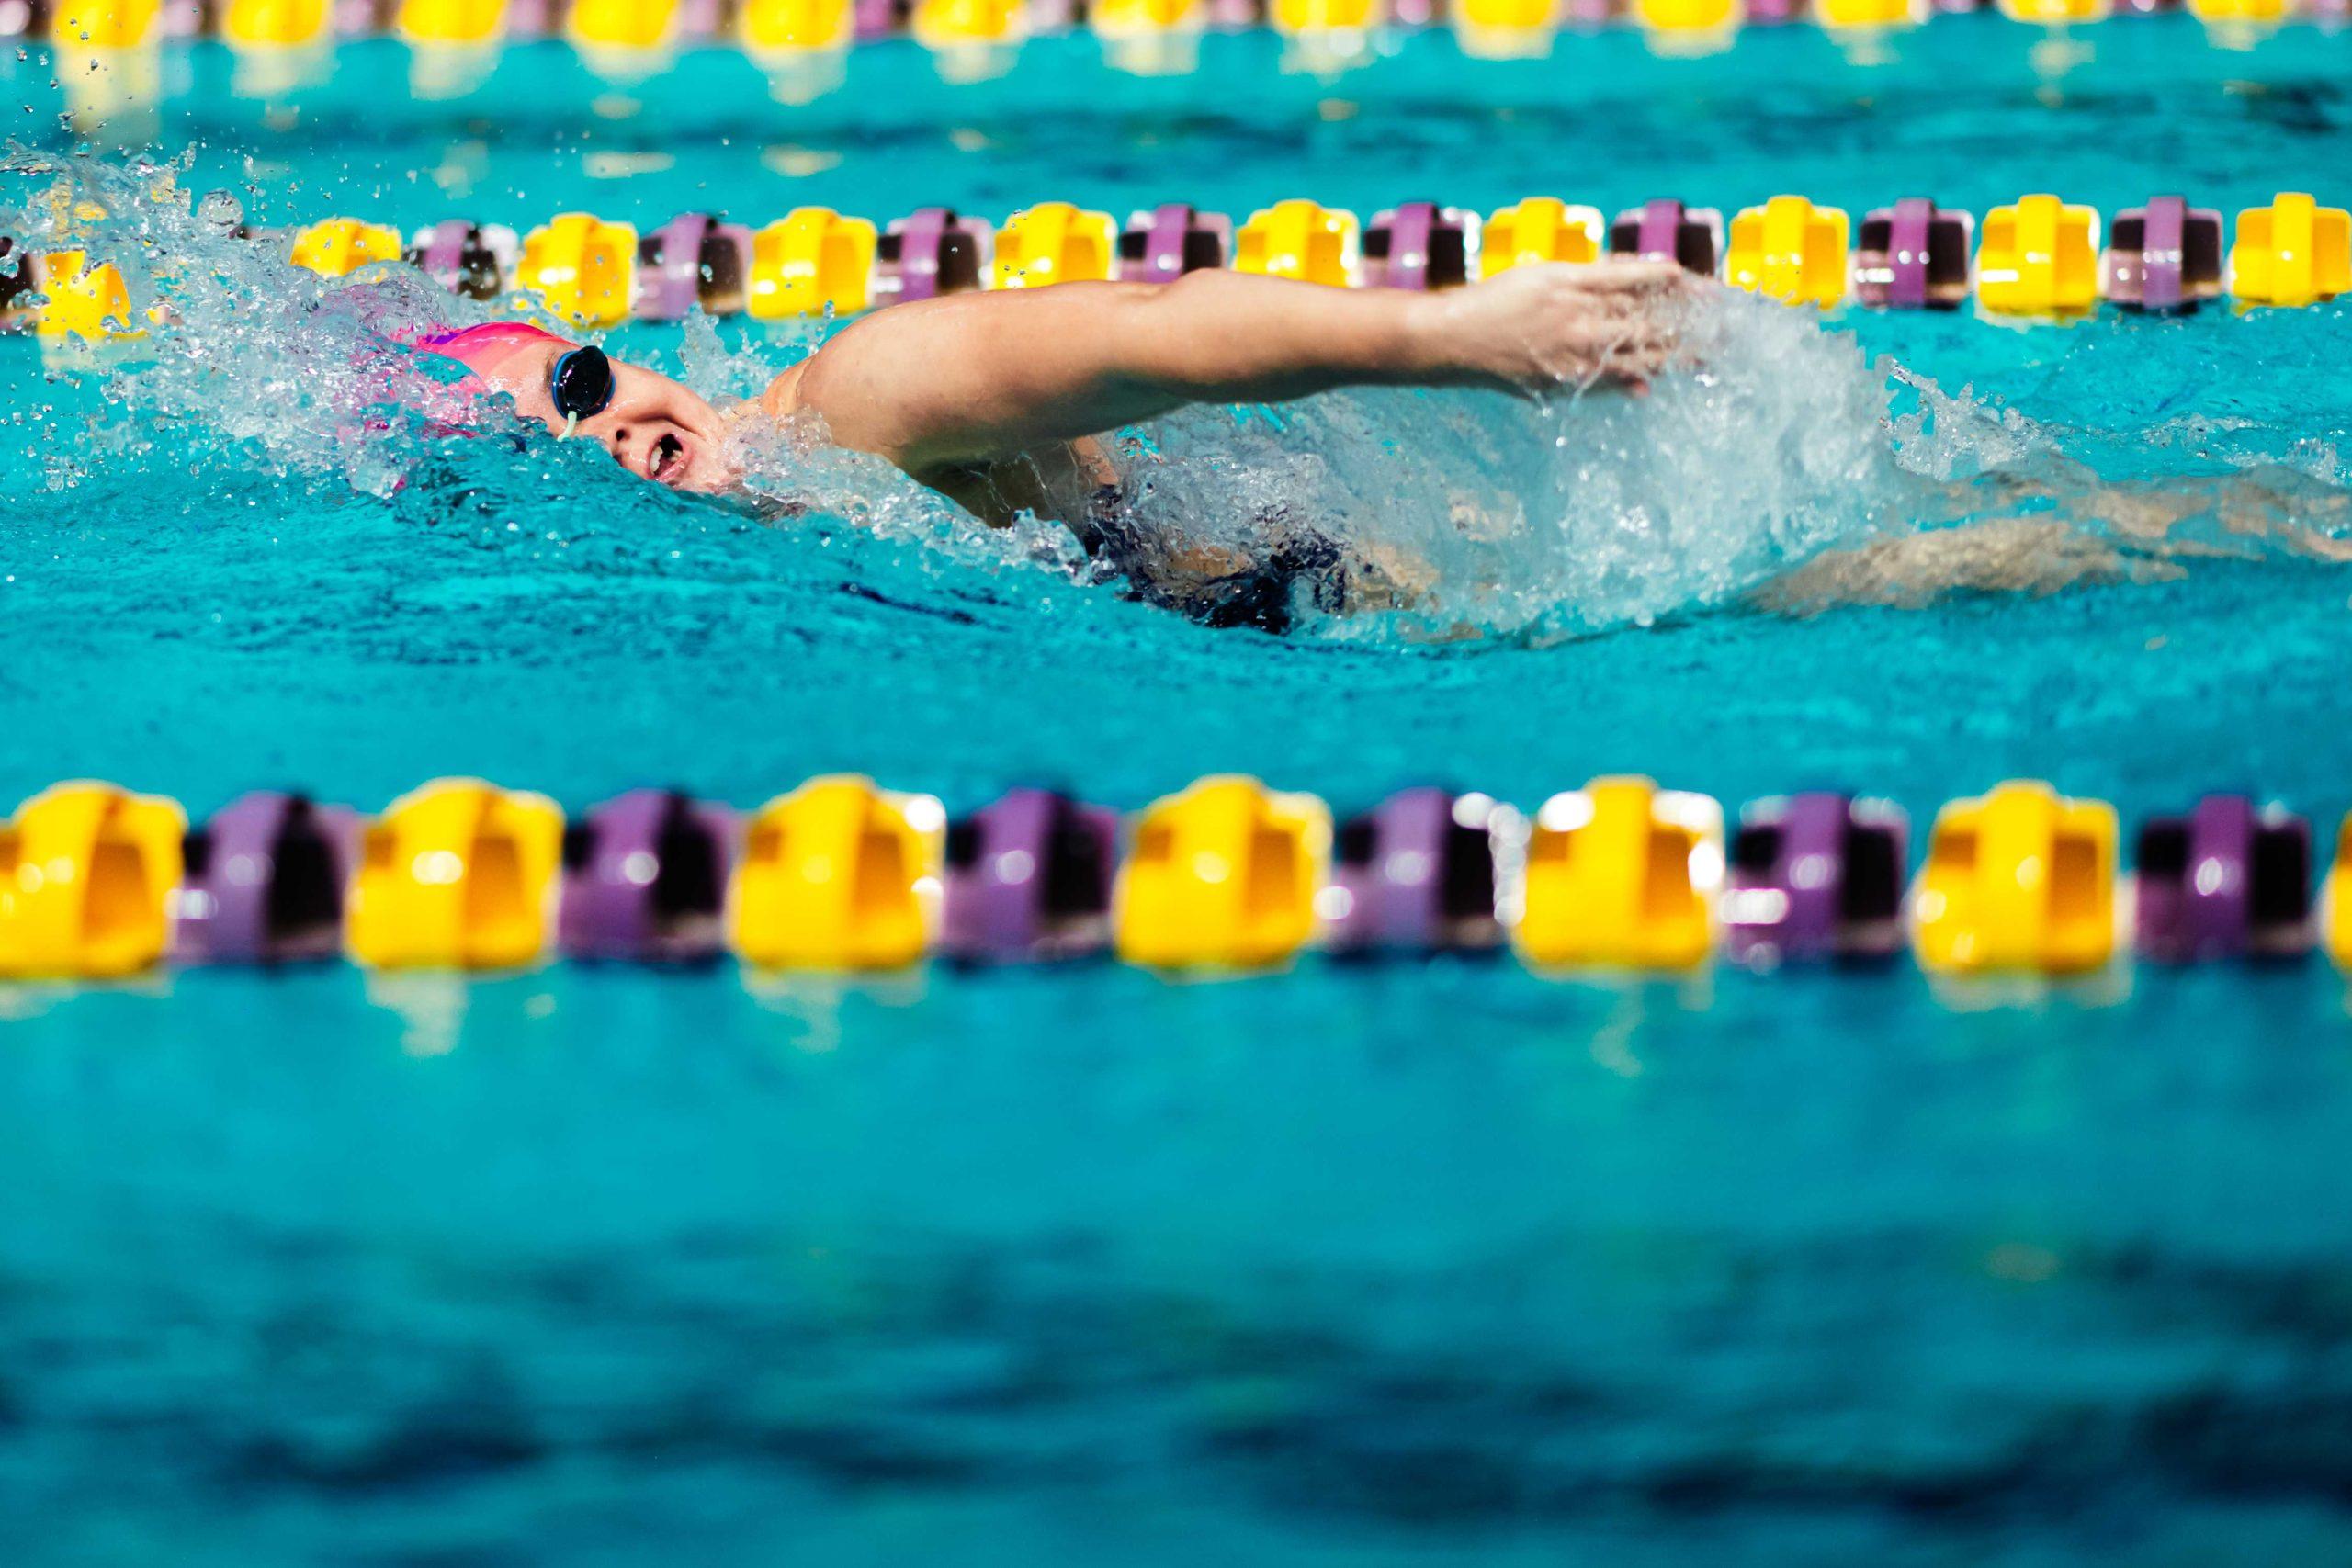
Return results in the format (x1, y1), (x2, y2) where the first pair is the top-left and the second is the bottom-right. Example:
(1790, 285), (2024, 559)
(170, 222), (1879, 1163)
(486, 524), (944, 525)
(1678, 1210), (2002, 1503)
(7, 17), (2352, 1565)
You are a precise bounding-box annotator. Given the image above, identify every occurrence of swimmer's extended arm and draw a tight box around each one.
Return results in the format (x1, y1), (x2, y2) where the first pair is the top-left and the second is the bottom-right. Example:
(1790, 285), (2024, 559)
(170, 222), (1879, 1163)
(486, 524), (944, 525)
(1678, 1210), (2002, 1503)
(761, 262), (1691, 473)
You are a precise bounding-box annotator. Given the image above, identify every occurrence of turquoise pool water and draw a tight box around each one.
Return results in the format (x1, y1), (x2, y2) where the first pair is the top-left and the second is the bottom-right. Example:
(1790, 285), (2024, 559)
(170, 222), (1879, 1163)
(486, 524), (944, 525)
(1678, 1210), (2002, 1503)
(9, 16), (2352, 1563)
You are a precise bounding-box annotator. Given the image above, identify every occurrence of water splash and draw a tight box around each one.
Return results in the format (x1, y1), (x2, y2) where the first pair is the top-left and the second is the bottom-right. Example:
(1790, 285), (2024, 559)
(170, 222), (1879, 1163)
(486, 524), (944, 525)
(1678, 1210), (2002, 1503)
(0, 150), (492, 494)
(1124, 295), (1945, 639)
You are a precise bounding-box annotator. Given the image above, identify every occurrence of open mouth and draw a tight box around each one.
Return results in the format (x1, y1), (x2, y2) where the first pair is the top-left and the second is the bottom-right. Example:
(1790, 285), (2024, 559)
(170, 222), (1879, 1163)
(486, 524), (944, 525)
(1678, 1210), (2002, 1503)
(647, 432), (686, 487)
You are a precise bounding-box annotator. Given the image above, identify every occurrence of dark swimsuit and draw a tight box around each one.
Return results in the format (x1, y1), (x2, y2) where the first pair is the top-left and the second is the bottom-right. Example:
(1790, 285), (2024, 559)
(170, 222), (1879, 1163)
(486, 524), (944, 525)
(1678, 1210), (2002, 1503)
(1078, 483), (1353, 635)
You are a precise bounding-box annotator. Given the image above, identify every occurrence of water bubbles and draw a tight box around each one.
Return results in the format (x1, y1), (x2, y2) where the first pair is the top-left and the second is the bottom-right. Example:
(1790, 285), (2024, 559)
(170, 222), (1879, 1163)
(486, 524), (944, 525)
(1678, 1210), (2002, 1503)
(194, 187), (243, 233)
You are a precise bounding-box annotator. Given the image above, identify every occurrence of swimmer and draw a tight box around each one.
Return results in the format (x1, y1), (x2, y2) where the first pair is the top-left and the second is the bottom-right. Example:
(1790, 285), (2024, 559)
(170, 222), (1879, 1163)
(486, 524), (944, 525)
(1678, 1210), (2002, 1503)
(425, 262), (1695, 628)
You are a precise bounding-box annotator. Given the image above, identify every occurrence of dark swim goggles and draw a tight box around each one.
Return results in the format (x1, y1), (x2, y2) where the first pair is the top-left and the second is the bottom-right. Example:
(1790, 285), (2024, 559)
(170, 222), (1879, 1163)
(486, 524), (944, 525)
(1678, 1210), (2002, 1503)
(549, 344), (616, 424)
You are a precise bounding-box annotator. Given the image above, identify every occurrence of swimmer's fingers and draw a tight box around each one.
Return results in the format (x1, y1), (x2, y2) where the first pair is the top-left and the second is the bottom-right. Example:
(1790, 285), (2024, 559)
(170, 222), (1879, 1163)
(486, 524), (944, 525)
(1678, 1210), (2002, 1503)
(1540, 328), (1678, 383)
(1487, 262), (1694, 326)
(1577, 259), (1696, 293)
(1568, 301), (1693, 361)
(1568, 293), (1680, 326)
(1608, 333), (1680, 372)
(1456, 261), (1697, 393)
(1586, 312), (1689, 365)
(1534, 334), (1675, 395)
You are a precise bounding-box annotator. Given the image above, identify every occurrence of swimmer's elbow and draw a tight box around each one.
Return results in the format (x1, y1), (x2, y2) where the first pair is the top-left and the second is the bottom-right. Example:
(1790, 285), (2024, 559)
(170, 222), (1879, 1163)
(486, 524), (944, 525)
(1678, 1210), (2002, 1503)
(757, 363), (808, 422)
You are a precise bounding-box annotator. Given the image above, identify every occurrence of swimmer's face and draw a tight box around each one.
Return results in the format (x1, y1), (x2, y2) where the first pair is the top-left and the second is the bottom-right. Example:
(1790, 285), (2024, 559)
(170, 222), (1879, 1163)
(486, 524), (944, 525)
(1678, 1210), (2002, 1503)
(481, 339), (732, 492)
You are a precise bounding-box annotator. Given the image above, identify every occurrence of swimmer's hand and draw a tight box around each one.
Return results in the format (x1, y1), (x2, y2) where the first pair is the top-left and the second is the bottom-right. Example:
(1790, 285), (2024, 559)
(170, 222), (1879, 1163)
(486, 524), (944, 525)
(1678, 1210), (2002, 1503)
(1419, 260), (1693, 398)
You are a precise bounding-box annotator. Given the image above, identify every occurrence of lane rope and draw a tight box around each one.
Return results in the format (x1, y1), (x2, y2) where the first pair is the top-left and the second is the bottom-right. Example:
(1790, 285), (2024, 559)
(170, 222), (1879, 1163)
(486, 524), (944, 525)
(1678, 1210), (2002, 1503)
(3, 777), (2342, 976)
(28, 0), (2344, 63)
(9, 191), (2345, 340)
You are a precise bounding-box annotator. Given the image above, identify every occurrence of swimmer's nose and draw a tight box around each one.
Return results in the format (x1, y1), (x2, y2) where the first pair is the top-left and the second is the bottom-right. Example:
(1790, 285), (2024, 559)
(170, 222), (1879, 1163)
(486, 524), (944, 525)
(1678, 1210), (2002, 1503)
(605, 420), (693, 486)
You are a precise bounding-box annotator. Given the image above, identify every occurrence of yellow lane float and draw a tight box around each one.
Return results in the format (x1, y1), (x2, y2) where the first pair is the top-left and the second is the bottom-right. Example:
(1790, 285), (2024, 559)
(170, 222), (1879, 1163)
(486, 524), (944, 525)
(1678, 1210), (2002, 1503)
(0, 783), (185, 981)
(1235, 200), (1360, 288)
(992, 201), (1117, 289)
(1480, 197), (1603, 276)
(1912, 781), (2117, 976)
(740, 0), (856, 51)
(1976, 193), (2100, 319)
(1114, 775), (1329, 970)
(1270, 0), (1379, 33)
(2186, 0), (2284, 19)
(728, 775), (945, 970)
(2323, 816), (2352, 970)
(288, 219), (403, 278)
(51, 0), (162, 47)
(2230, 192), (2350, 310)
(220, 0), (332, 46)
(1511, 776), (1722, 971)
(345, 779), (563, 971)
(1454, 0), (1557, 56)
(1815, 0), (1922, 28)
(1092, 0), (1203, 34)
(1724, 195), (1851, 308)
(398, 0), (509, 46)
(1634, 0), (1738, 48)
(748, 207), (876, 319)
(568, 0), (679, 50)
(912, 0), (1025, 48)
(1996, 0), (2109, 19)
(30, 251), (138, 342)
(517, 213), (640, 328)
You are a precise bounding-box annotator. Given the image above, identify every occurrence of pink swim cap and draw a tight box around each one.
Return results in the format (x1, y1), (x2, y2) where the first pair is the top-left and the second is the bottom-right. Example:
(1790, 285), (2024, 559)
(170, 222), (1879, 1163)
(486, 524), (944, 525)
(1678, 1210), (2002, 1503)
(415, 321), (571, 390)
(358, 322), (578, 478)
